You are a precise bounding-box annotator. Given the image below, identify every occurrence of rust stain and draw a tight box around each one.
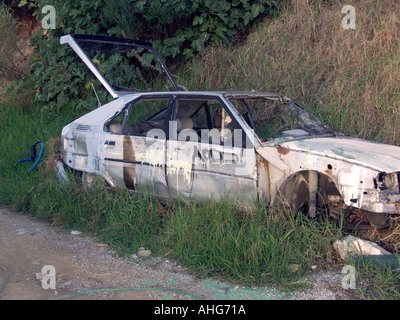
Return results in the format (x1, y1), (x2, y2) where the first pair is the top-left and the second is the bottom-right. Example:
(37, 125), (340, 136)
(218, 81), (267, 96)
(265, 160), (271, 202)
(324, 164), (333, 176)
(277, 145), (290, 155)
(396, 201), (400, 212)
(257, 155), (271, 202)
(123, 136), (136, 190)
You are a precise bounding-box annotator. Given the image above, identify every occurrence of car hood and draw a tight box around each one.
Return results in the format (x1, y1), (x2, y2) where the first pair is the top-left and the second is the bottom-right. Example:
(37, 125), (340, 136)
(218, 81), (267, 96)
(278, 136), (400, 172)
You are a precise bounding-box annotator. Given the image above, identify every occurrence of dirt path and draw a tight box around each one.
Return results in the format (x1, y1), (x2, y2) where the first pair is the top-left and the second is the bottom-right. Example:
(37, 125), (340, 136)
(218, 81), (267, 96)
(0, 207), (356, 300)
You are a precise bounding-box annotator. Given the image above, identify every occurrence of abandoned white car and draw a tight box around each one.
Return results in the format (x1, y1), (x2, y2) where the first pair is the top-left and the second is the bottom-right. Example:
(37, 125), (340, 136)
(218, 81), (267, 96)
(59, 34), (400, 228)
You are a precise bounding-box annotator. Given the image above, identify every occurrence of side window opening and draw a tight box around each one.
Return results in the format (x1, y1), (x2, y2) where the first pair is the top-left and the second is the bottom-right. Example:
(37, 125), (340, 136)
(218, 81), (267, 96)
(125, 99), (167, 136)
(105, 98), (171, 136)
(105, 109), (126, 134)
(176, 99), (242, 146)
(229, 98), (300, 141)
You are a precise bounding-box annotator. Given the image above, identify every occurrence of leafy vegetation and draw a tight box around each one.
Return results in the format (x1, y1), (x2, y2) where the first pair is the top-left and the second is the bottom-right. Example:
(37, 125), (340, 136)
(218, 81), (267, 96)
(15, 0), (279, 113)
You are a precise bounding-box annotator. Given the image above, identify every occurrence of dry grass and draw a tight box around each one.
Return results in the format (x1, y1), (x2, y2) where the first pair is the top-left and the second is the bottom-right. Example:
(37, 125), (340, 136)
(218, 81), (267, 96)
(186, 0), (400, 145)
(356, 216), (400, 253)
(0, 4), (35, 108)
(43, 137), (61, 176)
(0, 4), (27, 82)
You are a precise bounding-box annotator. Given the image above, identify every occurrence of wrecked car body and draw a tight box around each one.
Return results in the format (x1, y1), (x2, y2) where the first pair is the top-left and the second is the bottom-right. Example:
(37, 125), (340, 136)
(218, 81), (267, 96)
(59, 34), (400, 228)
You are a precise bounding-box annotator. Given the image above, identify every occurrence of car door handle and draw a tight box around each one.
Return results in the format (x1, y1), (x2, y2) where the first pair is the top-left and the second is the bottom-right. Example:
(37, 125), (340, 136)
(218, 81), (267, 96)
(222, 152), (239, 163)
(210, 149), (239, 163)
(105, 140), (116, 147)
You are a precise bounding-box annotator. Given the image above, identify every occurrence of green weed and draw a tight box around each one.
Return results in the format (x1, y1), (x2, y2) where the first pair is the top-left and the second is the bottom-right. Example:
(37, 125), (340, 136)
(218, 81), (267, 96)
(160, 199), (343, 287)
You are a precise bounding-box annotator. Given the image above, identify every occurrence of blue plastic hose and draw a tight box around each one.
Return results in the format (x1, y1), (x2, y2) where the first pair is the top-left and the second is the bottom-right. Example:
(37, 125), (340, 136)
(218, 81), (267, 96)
(14, 141), (45, 175)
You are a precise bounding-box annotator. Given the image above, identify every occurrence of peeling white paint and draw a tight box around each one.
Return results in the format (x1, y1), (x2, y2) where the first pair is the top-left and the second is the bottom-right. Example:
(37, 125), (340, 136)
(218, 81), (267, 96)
(58, 34), (400, 223)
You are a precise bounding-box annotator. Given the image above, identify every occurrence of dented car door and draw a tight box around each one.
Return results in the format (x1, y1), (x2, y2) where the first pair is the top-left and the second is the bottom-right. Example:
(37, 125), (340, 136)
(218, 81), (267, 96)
(102, 97), (170, 197)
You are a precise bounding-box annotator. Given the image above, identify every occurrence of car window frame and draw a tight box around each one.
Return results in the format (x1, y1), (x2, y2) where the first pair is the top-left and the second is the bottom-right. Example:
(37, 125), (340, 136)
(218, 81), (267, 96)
(104, 95), (176, 137)
(169, 95), (248, 146)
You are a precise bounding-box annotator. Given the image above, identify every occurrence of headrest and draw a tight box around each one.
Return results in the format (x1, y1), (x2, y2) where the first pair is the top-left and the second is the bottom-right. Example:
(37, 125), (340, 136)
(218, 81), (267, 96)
(177, 118), (193, 131)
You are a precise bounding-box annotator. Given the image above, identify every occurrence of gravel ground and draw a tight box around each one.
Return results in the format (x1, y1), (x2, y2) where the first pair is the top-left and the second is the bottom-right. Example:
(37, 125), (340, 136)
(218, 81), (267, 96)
(0, 207), (357, 301)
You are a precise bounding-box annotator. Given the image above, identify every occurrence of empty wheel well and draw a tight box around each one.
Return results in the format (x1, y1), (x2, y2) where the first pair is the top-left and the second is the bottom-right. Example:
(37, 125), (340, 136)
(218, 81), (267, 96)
(278, 170), (343, 210)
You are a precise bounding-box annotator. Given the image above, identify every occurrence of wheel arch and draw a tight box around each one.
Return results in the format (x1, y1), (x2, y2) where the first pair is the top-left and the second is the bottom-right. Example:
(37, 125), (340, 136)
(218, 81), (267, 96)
(273, 169), (344, 212)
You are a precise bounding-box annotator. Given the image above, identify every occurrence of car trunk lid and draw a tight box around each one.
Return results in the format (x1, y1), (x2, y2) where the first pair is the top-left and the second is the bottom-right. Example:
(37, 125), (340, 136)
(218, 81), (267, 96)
(60, 34), (180, 99)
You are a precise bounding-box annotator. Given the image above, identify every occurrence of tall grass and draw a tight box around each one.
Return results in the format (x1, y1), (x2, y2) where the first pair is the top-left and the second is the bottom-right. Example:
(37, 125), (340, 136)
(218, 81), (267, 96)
(0, 106), (64, 207)
(182, 0), (400, 146)
(357, 264), (400, 300)
(161, 200), (343, 287)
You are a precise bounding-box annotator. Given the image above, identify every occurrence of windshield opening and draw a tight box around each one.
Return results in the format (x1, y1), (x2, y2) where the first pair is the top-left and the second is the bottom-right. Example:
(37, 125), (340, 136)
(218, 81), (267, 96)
(227, 96), (337, 142)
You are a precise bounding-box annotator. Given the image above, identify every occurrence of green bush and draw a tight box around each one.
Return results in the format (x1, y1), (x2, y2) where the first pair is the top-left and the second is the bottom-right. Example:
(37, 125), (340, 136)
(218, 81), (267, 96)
(18, 0), (279, 113)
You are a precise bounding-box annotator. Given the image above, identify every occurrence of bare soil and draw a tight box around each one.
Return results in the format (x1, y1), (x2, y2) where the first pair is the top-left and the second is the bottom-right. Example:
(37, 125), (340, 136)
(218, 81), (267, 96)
(0, 207), (208, 300)
(0, 207), (357, 301)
